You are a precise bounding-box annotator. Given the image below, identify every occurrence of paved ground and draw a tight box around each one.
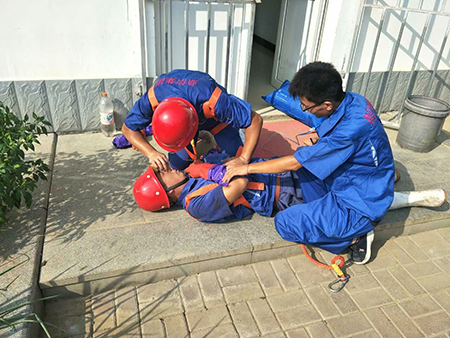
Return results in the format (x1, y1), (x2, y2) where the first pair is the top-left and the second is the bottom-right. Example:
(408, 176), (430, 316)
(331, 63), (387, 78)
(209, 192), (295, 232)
(43, 227), (450, 338)
(39, 115), (450, 297)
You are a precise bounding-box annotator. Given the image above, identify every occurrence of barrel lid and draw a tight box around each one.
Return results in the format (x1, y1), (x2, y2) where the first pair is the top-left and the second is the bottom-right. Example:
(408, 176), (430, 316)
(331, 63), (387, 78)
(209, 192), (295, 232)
(404, 96), (450, 118)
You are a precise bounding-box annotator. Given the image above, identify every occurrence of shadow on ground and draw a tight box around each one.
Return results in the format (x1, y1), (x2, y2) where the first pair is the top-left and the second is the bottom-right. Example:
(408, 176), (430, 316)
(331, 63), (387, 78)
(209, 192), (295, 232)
(45, 146), (147, 245)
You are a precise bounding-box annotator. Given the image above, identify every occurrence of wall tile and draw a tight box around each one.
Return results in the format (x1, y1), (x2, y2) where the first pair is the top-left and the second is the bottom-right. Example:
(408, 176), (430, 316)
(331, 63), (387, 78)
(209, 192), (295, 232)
(15, 81), (54, 131)
(0, 81), (21, 118)
(46, 80), (81, 132)
(105, 78), (133, 129)
(76, 79), (104, 131)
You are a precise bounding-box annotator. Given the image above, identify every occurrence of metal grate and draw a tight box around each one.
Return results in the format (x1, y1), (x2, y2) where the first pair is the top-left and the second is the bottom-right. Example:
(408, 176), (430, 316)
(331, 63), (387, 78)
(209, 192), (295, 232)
(344, 0), (450, 128)
(153, 0), (256, 98)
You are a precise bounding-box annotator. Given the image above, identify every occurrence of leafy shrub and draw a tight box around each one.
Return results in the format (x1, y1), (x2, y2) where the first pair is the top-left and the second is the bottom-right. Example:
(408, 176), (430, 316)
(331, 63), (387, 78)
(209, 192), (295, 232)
(0, 101), (52, 224)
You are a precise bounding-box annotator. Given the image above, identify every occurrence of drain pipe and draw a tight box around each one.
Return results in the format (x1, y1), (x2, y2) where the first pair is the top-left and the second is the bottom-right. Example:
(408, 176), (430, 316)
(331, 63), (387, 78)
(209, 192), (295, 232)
(314, 0), (329, 61)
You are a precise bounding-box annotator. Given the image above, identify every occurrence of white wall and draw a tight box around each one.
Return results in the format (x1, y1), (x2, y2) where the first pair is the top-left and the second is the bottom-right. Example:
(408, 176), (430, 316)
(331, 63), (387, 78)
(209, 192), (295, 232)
(5, 0), (447, 92)
(254, 0), (281, 45)
(0, 0), (144, 81)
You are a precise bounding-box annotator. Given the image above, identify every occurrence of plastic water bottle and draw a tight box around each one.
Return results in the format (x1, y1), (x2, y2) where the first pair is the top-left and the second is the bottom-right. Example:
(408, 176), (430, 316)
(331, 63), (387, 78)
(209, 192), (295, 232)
(99, 92), (115, 137)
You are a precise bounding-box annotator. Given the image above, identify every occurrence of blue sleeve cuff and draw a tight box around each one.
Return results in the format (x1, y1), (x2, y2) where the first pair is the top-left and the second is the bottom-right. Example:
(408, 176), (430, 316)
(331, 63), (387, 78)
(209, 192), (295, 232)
(124, 92), (153, 131)
(187, 186), (235, 222)
(294, 147), (326, 180)
(214, 89), (252, 129)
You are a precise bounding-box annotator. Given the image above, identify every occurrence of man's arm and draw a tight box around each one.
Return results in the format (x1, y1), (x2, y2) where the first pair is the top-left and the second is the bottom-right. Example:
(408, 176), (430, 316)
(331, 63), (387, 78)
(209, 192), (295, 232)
(239, 111), (263, 163)
(185, 177), (250, 222)
(122, 124), (171, 171)
(222, 177), (249, 205)
(225, 111), (262, 166)
(223, 155), (301, 183)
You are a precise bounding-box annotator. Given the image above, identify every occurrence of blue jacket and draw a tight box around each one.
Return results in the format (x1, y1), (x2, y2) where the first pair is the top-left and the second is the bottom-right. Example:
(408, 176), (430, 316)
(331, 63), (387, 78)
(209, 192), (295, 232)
(293, 92), (395, 221)
(124, 69), (252, 132)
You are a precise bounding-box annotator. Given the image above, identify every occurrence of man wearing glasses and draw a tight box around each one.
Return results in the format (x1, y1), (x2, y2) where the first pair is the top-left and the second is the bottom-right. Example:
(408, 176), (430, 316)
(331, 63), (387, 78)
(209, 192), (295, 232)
(223, 61), (395, 265)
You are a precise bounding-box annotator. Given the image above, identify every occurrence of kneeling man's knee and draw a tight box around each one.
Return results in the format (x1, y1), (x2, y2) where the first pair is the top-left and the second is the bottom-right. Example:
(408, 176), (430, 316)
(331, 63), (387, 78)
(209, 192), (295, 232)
(274, 212), (297, 242)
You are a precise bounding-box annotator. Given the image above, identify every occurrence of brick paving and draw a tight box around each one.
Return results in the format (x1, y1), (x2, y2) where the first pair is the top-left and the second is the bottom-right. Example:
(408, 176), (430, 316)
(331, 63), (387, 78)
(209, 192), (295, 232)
(43, 228), (450, 337)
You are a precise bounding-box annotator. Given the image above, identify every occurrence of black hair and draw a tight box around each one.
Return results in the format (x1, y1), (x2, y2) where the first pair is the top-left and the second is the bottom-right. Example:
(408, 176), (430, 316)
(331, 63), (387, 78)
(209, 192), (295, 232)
(289, 62), (344, 103)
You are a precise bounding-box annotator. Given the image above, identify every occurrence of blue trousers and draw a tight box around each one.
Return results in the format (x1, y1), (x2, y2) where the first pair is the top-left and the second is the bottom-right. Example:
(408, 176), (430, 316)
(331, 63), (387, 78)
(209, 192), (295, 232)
(274, 168), (374, 254)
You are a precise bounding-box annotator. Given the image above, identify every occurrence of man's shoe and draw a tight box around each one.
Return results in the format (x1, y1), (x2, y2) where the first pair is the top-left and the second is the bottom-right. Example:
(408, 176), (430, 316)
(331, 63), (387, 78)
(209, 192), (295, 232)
(395, 169), (401, 183)
(349, 230), (374, 265)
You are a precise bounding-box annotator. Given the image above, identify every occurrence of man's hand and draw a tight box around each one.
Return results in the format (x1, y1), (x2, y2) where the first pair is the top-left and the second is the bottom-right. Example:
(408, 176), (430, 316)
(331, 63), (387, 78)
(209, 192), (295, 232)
(223, 156), (248, 166)
(303, 135), (319, 146)
(148, 151), (171, 172)
(223, 163), (248, 183)
(122, 124), (169, 170)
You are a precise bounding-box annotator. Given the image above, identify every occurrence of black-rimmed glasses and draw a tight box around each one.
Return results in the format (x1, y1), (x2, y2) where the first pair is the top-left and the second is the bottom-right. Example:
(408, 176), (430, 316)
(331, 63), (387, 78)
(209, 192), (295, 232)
(301, 101), (324, 112)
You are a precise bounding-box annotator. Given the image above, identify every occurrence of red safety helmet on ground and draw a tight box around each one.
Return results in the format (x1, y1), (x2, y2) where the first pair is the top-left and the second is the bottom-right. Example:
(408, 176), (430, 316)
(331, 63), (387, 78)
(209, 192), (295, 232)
(133, 165), (190, 212)
(133, 166), (170, 211)
(152, 97), (198, 152)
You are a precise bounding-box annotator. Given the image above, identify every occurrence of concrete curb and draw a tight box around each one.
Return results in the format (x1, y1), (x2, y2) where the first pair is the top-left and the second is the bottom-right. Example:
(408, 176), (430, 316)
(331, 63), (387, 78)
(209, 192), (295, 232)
(40, 214), (450, 298)
(0, 133), (57, 338)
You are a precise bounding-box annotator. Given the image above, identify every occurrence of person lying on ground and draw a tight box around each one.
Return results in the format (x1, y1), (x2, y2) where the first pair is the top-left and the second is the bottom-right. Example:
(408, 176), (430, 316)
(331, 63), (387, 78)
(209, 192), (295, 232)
(133, 159), (298, 223)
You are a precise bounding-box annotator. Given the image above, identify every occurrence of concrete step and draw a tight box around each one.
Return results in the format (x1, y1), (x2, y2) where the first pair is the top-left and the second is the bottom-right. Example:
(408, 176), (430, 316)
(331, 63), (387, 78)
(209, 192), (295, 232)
(39, 122), (450, 298)
(256, 106), (292, 121)
(42, 227), (450, 338)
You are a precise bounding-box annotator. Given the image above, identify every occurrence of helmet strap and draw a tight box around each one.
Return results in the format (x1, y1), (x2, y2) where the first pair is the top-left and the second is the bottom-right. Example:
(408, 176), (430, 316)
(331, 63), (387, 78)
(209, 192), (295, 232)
(164, 172), (190, 194)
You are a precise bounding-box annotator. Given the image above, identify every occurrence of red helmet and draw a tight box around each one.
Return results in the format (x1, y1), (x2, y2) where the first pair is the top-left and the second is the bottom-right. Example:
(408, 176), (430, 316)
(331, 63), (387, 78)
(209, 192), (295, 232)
(152, 97), (198, 152)
(133, 166), (170, 211)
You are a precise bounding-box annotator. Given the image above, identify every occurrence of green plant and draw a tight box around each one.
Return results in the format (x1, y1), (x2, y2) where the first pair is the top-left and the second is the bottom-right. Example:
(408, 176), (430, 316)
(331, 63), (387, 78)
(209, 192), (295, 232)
(0, 262), (59, 337)
(0, 101), (52, 225)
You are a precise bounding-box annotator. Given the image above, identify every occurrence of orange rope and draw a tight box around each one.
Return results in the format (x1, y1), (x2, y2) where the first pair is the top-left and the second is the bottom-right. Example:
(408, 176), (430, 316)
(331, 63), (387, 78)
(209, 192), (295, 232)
(300, 244), (345, 271)
(301, 244), (348, 292)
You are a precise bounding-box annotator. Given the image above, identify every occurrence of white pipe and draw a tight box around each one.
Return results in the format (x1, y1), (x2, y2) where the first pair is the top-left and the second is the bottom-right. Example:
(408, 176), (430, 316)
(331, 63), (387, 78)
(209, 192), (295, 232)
(381, 119), (400, 130)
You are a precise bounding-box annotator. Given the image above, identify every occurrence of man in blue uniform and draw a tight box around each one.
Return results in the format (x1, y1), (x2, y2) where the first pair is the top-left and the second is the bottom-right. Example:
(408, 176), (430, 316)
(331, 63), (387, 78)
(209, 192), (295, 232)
(223, 62), (396, 264)
(133, 159), (303, 222)
(122, 69), (262, 172)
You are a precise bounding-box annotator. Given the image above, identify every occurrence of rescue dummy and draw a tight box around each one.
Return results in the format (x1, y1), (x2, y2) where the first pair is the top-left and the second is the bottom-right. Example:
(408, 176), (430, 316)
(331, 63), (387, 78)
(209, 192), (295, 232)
(222, 61), (444, 264)
(133, 162), (447, 259)
(122, 69), (262, 172)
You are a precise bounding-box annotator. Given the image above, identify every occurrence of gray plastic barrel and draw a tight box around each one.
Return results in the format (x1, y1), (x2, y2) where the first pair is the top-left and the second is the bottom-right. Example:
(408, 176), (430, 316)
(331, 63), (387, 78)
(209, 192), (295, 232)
(396, 96), (450, 152)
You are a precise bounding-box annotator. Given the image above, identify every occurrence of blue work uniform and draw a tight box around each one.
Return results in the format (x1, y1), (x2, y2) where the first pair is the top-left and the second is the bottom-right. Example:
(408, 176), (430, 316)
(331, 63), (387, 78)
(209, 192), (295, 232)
(176, 177), (254, 222)
(275, 92), (395, 254)
(124, 69), (252, 169)
(176, 160), (302, 222)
